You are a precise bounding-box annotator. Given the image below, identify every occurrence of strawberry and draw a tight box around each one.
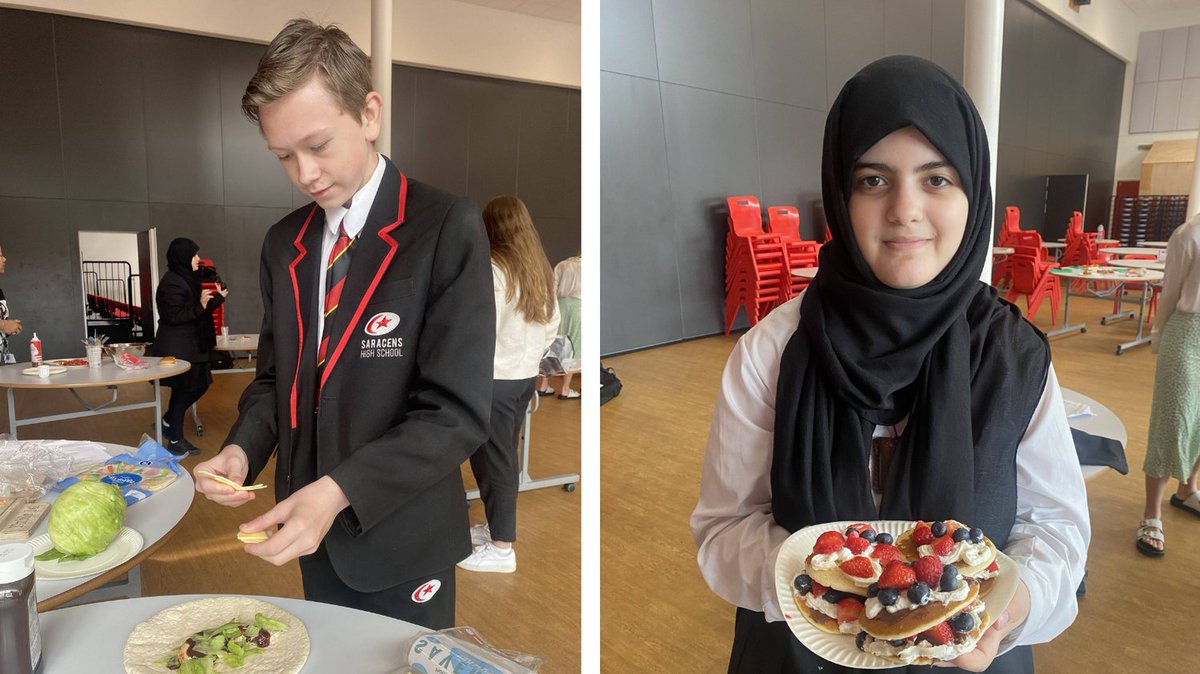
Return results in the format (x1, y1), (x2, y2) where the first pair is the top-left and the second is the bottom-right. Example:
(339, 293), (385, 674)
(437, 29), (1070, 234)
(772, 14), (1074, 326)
(912, 521), (935, 546)
(986, 561), (999, 572)
(839, 556), (875, 578)
(913, 555), (943, 588)
(933, 534), (956, 557)
(810, 580), (828, 597)
(837, 597), (864, 623)
(870, 543), (901, 566)
(919, 622), (954, 646)
(846, 534), (870, 555)
(814, 531), (846, 554)
(877, 561), (916, 589)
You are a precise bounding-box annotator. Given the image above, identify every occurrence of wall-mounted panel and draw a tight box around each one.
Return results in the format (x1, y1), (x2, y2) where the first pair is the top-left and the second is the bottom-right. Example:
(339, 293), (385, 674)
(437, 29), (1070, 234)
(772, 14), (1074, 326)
(220, 41), (295, 209)
(755, 100), (825, 239)
(600, 0), (660, 80)
(883, 0), (932, 60)
(0, 9), (65, 199)
(750, 0), (826, 110)
(824, 0), (885, 105)
(411, 70), (475, 197)
(651, 0), (755, 97)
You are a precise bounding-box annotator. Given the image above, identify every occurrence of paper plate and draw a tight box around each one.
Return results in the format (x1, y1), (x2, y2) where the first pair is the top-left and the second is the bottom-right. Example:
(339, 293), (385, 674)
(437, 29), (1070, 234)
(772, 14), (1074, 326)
(29, 526), (144, 579)
(46, 358), (90, 367)
(21, 365), (67, 376)
(775, 520), (1019, 669)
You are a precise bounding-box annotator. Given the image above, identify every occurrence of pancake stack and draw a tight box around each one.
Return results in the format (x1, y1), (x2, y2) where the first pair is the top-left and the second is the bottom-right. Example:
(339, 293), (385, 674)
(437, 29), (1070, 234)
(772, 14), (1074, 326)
(791, 520), (1002, 665)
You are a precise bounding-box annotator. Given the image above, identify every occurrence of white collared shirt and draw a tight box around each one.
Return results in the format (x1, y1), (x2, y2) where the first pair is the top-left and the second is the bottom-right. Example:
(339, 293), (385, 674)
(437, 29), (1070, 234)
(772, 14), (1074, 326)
(690, 295), (1090, 647)
(316, 153), (386, 345)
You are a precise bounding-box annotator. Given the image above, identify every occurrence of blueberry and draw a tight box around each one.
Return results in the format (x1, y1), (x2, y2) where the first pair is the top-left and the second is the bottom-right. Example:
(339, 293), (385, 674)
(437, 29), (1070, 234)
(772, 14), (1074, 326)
(867, 583), (880, 598)
(793, 573), (812, 595)
(875, 532), (894, 545)
(878, 587), (899, 606)
(952, 528), (970, 542)
(845, 527), (858, 536)
(939, 565), (960, 592)
(907, 581), (931, 605)
(970, 527), (984, 544)
(861, 528), (877, 542)
(856, 631), (868, 651)
(948, 612), (976, 633)
(931, 520), (948, 537)
(823, 588), (847, 604)
(889, 639), (908, 647)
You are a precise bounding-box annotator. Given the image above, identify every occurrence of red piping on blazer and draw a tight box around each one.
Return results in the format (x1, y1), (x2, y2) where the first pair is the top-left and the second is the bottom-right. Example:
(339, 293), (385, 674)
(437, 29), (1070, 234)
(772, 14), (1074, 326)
(318, 173), (409, 396)
(287, 205), (319, 429)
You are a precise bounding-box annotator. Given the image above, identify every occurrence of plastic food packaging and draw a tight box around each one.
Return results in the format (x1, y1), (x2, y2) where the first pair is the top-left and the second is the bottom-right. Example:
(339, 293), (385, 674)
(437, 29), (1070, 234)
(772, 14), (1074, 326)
(0, 437), (92, 499)
(50, 435), (182, 506)
(400, 627), (542, 674)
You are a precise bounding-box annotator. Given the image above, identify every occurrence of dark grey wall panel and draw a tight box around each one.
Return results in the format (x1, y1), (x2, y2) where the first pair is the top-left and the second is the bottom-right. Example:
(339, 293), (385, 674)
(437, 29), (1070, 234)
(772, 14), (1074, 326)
(600, 72), (681, 353)
(0, 197), (74, 359)
(825, 0), (885, 105)
(652, 0), (755, 97)
(600, 0), (659, 80)
(55, 17), (149, 203)
(141, 30), (224, 205)
(465, 79), (521, 207)
(884, 0), (932, 59)
(660, 83), (761, 336)
(518, 85), (574, 221)
(930, 0), (966, 77)
(390, 66), (418, 169)
(221, 206), (290, 333)
(750, 0), (826, 110)
(411, 70), (473, 196)
(755, 100), (825, 239)
(220, 41), (295, 209)
(0, 9), (65, 200)
(149, 203), (227, 280)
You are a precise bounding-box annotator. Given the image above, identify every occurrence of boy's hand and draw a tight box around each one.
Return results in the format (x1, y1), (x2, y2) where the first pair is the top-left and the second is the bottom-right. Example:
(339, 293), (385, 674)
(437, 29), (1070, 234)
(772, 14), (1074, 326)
(0, 319), (20, 335)
(238, 476), (349, 566)
(193, 445), (256, 507)
(934, 580), (1030, 671)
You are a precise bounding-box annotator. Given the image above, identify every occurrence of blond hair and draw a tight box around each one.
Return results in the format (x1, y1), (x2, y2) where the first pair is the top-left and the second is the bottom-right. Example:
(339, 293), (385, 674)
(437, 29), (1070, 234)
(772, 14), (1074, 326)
(242, 19), (372, 124)
(483, 196), (557, 325)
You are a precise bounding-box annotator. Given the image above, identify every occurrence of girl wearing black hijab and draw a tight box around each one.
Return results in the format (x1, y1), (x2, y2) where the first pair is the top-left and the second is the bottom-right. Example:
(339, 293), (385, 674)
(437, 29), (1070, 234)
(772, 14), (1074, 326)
(152, 237), (228, 456)
(692, 56), (1089, 673)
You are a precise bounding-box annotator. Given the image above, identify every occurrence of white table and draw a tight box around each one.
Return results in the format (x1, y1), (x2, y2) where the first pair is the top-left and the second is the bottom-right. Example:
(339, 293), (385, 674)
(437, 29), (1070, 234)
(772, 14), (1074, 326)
(39, 594), (424, 673)
(0, 358), (191, 445)
(33, 442), (194, 610)
(1061, 388), (1127, 482)
(1048, 266), (1164, 354)
(992, 246), (1015, 256)
(790, 266), (819, 279)
(1138, 241), (1169, 249)
(1099, 246), (1162, 258)
(1108, 259), (1165, 272)
(191, 334), (260, 435)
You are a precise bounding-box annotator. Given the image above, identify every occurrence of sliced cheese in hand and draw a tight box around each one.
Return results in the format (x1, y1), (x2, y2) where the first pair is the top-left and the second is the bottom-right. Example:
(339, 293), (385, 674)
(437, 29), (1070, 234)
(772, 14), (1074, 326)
(196, 470), (267, 491)
(236, 530), (270, 544)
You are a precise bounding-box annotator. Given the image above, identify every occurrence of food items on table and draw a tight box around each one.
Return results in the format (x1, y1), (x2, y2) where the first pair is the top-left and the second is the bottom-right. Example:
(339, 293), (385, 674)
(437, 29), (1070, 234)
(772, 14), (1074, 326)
(196, 470), (267, 491)
(123, 596), (309, 674)
(47, 358), (89, 367)
(236, 531), (269, 544)
(116, 352), (150, 370)
(159, 356), (177, 365)
(35, 481), (126, 562)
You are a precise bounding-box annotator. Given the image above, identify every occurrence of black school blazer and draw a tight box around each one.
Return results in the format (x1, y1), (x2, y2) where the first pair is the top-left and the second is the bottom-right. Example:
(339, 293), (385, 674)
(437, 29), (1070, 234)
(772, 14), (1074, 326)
(225, 158), (496, 590)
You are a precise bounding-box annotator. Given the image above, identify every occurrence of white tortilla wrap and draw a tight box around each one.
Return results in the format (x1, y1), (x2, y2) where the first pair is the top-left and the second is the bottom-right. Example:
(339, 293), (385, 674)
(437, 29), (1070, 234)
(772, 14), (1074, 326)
(123, 596), (310, 673)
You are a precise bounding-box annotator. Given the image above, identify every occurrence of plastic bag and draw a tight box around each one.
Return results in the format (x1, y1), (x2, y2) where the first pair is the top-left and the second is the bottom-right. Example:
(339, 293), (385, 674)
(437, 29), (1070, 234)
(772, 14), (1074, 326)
(51, 434), (182, 506)
(0, 436), (105, 498)
(399, 627), (542, 674)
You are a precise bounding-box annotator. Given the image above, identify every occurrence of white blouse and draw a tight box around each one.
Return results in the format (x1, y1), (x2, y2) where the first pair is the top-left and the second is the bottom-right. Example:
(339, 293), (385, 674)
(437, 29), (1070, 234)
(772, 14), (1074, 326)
(690, 296), (1090, 647)
(492, 262), (560, 380)
(1152, 214), (1200, 340)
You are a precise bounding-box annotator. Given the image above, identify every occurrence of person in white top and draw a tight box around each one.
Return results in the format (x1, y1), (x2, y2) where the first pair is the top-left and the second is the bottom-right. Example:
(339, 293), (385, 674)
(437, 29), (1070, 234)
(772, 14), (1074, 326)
(537, 254), (582, 399)
(459, 195), (560, 574)
(691, 56), (1088, 672)
(1138, 213), (1200, 556)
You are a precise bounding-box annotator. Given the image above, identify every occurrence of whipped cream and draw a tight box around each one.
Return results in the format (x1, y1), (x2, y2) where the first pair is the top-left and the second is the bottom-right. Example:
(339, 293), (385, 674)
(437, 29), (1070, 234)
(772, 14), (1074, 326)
(809, 546), (854, 569)
(972, 566), (1000, 580)
(862, 601), (987, 664)
(918, 539), (992, 566)
(863, 581), (971, 619)
(802, 591), (840, 620)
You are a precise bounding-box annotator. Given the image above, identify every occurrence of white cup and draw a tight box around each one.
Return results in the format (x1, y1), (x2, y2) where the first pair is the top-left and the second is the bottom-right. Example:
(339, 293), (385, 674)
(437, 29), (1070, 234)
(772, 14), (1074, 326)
(220, 326), (229, 339)
(37, 364), (50, 378)
(87, 344), (102, 368)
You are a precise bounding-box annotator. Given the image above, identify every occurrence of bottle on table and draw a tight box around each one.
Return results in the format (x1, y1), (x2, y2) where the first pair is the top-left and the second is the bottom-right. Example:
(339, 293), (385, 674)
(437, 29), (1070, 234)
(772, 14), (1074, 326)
(0, 543), (43, 674)
(28, 333), (41, 367)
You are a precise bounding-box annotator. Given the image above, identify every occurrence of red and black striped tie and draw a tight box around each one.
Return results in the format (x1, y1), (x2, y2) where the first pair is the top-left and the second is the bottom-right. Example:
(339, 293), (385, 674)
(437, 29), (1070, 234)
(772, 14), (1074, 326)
(317, 222), (354, 373)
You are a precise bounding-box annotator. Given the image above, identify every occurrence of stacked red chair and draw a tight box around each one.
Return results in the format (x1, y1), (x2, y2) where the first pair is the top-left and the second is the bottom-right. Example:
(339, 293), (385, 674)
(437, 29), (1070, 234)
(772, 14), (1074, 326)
(993, 206), (1024, 287)
(1005, 230), (1061, 323)
(765, 205), (821, 298)
(724, 196), (789, 333)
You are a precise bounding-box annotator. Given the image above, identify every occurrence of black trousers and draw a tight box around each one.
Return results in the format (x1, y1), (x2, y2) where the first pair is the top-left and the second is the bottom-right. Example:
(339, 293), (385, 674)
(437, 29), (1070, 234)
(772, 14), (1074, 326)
(728, 608), (1034, 673)
(467, 377), (535, 542)
(299, 541), (456, 630)
(162, 381), (209, 440)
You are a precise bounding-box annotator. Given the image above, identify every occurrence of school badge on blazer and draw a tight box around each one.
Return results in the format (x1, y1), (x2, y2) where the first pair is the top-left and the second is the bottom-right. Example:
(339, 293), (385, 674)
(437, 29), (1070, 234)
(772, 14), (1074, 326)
(360, 311), (403, 359)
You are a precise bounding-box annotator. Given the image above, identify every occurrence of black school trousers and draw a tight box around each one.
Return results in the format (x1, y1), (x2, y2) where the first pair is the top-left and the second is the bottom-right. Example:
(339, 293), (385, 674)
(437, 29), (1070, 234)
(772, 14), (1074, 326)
(467, 377), (536, 542)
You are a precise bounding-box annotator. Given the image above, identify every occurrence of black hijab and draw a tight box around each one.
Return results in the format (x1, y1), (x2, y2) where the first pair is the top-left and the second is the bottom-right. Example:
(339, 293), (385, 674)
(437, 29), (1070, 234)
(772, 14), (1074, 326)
(166, 237), (201, 298)
(770, 56), (1050, 536)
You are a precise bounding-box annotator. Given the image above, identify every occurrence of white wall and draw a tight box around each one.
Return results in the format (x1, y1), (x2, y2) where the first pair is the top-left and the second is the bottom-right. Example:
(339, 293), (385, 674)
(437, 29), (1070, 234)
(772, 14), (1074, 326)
(0, 0), (581, 88)
(78, 231), (141, 306)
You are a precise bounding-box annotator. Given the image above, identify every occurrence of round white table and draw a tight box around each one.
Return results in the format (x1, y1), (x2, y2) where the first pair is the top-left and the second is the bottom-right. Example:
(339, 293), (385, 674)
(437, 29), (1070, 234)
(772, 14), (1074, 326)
(790, 266), (818, 279)
(39, 594), (424, 673)
(192, 333), (261, 434)
(1047, 266), (1164, 354)
(992, 246), (1015, 255)
(1061, 388), (1127, 482)
(1137, 241), (1169, 248)
(1099, 246), (1162, 258)
(34, 442), (194, 611)
(0, 358), (191, 445)
(1108, 258), (1165, 271)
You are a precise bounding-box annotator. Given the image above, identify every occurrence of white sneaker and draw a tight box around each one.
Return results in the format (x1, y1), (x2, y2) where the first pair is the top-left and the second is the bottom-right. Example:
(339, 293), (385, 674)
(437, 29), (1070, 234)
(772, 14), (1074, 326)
(457, 542), (516, 573)
(469, 523), (491, 546)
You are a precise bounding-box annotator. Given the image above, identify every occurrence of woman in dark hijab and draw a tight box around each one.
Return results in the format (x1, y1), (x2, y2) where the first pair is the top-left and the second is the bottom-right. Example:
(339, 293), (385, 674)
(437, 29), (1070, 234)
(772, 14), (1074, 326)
(152, 237), (228, 456)
(691, 56), (1089, 672)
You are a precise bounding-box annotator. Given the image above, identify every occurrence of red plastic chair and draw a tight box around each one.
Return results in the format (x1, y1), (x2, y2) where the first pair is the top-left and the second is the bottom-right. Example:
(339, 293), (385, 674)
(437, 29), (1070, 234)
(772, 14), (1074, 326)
(724, 196), (791, 332)
(1005, 251), (1060, 323)
(766, 205), (820, 295)
(998, 206), (1022, 246)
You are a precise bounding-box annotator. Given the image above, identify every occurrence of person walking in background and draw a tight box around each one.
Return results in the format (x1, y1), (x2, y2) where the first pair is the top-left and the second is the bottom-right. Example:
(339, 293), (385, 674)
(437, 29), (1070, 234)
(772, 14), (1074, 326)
(152, 237), (228, 456)
(536, 253), (582, 400)
(0, 244), (22, 364)
(459, 195), (560, 573)
(1137, 213), (1200, 556)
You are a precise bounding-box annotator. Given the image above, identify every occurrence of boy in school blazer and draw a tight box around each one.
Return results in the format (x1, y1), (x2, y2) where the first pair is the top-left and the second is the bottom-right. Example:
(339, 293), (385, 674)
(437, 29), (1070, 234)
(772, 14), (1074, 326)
(193, 20), (494, 629)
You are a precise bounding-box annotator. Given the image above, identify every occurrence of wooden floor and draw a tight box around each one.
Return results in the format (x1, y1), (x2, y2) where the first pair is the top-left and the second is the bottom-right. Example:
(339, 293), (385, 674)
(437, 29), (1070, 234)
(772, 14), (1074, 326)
(2, 368), (581, 671)
(601, 292), (1199, 672)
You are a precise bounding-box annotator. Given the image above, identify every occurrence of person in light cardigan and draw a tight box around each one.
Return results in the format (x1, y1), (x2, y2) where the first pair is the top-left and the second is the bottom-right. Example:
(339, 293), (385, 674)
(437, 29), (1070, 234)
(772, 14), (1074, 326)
(459, 195), (560, 574)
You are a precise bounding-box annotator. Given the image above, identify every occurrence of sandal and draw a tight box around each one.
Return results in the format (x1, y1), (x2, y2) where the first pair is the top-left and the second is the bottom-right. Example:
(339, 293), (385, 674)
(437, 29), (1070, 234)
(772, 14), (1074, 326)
(536, 386), (556, 397)
(1169, 491), (1200, 517)
(1136, 518), (1165, 557)
(557, 389), (580, 400)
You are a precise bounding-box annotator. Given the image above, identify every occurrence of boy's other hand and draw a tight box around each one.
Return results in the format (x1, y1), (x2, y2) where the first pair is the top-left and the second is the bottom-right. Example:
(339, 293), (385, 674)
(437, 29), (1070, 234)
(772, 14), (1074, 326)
(238, 476), (349, 566)
(194, 445), (256, 507)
